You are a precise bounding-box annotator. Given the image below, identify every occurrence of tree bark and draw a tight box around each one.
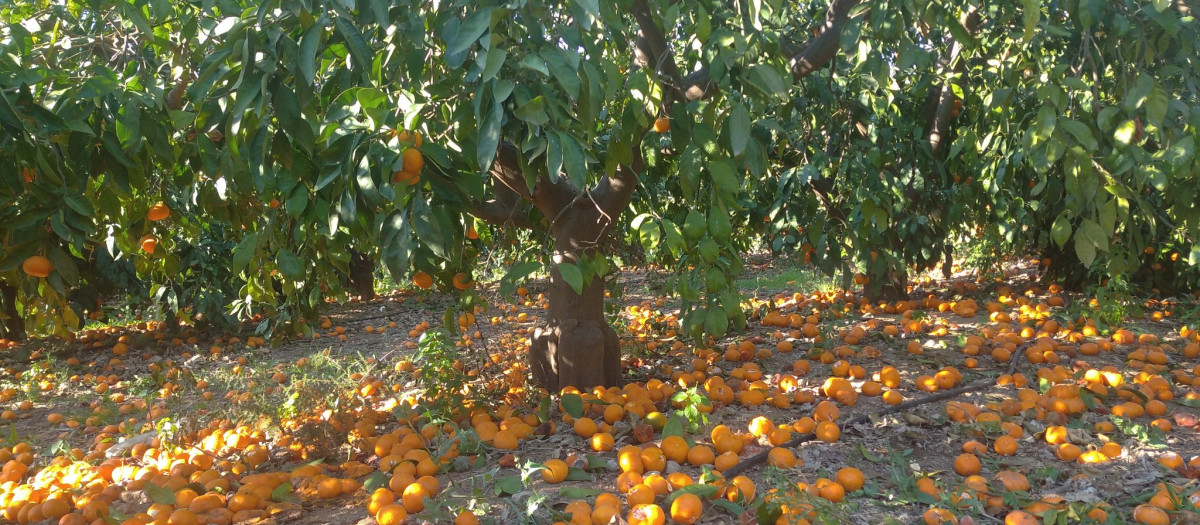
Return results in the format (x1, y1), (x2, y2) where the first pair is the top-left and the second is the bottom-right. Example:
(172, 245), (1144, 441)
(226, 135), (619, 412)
(866, 265), (909, 302)
(348, 249), (375, 300)
(528, 197), (625, 391)
(0, 283), (25, 340)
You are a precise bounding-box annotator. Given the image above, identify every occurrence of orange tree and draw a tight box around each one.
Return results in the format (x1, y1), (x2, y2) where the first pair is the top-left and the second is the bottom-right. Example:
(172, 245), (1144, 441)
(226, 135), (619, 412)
(754, 0), (1200, 299)
(4, 0), (1199, 387)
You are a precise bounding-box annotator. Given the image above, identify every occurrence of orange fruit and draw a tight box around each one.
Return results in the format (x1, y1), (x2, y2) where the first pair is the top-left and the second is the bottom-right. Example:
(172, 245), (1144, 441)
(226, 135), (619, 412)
(953, 454), (981, 476)
(767, 447), (797, 469)
(725, 475), (755, 503)
(21, 255), (53, 277)
(140, 234), (159, 253)
(402, 482), (431, 513)
(815, 421), (840, 443)
(574, 417), (598, 437)
(1131, 504), (1169, 525)
(1044, 426), (1068, 445)
(661, 436), (688, 463)
(412, 272), (433, 290)
(669, 493), (702, 524)
(813, 400), (840, 422)
(923, 508), (957, 525)
(452, 272), (472, 290)
(167, 509), (200, 525)
(653, 117), (670, 133)
(835, 467), (864, 492)
(541, 459), (569, 483)
(817, 480), (845, 502)
(1055, 443), (1081, 461)
(686, 445), (715, 466)
(628, 503), (666, 525)
(376, 504), (407, 525)
(492, 429), (519, 450)
(402, 148), (424, 174)
(39, 499), (70, 519)
(994, 471), (1030, 492)
(1099, 442), (1121, 458)
(627, 483), (655, 506)
(147, 203), (170, 221)
(993, 436), (1017, 456)
(316, 478), (343, 499)
(1004, 510), (1038, 525)
(591, 432), (615, 452)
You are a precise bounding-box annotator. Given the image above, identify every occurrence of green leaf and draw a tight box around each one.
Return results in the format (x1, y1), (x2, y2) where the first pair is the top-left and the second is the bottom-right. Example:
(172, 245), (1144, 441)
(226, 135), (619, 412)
(557, 262), (584, 294)
(1146, 87), (1169, 126)
(450, 7), (496, 55)
(1021, 0), (1040, 41)
(559, 132), (587, 188)
(333, 18), (372, 73)
(1125, 75), (1153, 111)
(703, 307), (729, 338)
(1050, 214), (1072, 248)
(1074, 234), (1096, 268)
(564, 467), (593, 481)
(559, 487), (602, 500)
(569, 0), (600, 30)
(494, 475), (524, 496)
(1113, 120), (1137, 146)
(560, 393), (584, 418)
(1077, 219), (1108, 252)
(270, 482), (293, 502)
(661, 219), (685, 257)
(297, 21), (323, 86)
(363, 472), (388, 493)
(233, 233), (259, 273)
(1152, 0), (1171, 12)
(145, 482), (176, 505)
(857, 443), (883, 463)
(1035, 104), (1057, 141)
(711, 499), (745, 515)
(1058, 119), (1096, 150)
(286, 184), (308, 217)
(666, 484), (720, 503)
(514, 96), (549, 125)
(746, 64), (787, 99)
(709, 159), (738, 195)
(481, 47), (507, 82)
(661, 414), (684, 438)
(728, 103), (751, 156)
(477, 98), (502, 173)
(277, 249), (304, 281)
(584, 454), (612, 471)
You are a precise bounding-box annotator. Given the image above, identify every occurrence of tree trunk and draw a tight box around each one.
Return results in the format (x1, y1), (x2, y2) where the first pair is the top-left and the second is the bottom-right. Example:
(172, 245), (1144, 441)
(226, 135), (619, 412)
(527, 211), (623, 391)
(942, 245), (954, 280)
(348, 249), (375, 300)
(866, 266), (909, 302)
(0, 283), (25, 340)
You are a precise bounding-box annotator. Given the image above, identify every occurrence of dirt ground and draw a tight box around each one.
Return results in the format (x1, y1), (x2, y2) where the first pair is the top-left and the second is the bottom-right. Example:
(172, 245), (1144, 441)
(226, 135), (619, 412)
(2, 255), (1199, 524)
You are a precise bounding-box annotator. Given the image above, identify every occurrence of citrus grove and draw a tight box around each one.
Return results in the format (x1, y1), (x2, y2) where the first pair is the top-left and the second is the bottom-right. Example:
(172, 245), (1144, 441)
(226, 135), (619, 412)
(2, 0), (1200, 524)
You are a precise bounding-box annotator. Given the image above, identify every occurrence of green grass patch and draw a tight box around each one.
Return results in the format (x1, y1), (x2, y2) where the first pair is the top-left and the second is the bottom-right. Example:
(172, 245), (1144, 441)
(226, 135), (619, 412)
(734, 264), (838, 296)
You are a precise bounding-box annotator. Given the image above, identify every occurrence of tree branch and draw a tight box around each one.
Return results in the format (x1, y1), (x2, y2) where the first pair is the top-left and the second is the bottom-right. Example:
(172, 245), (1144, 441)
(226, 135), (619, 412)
(630, 0), (684, 103)
(679, 0), (865, 101)
(469, 184), (536, 230)
(928, 6), (981, 153)
(789, 0), (864, 81)
(491, 141), (580, 221)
